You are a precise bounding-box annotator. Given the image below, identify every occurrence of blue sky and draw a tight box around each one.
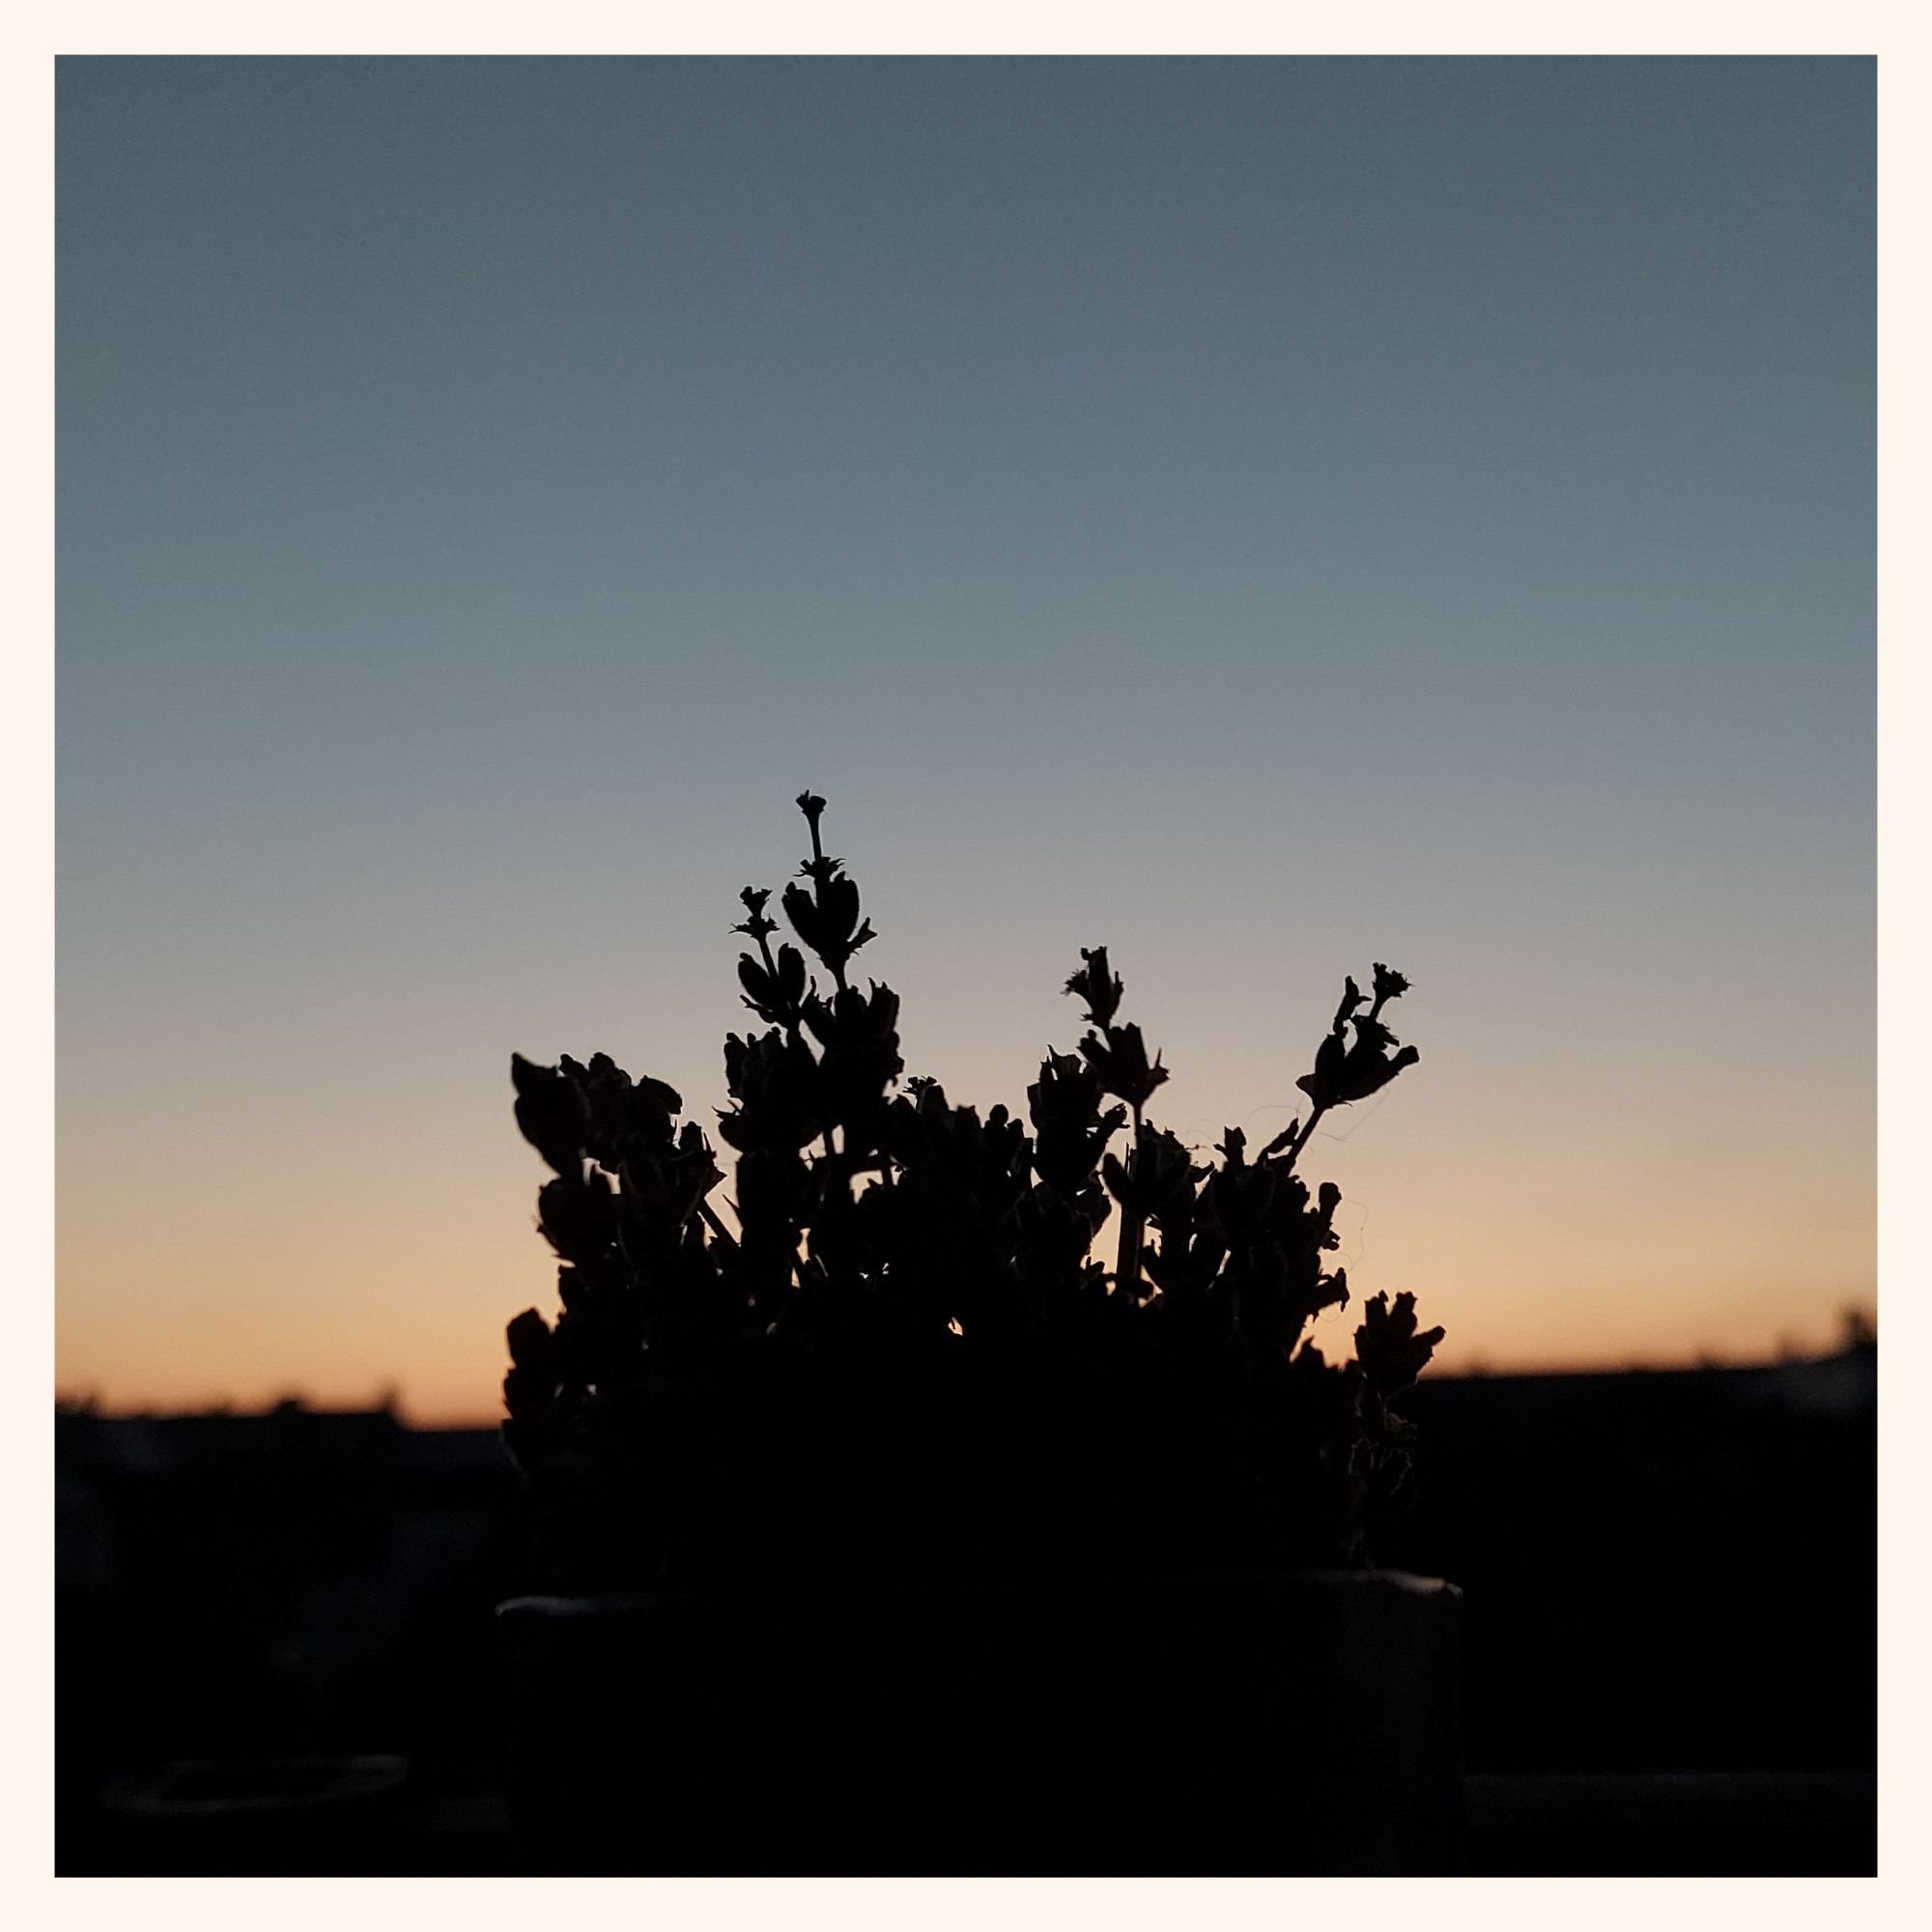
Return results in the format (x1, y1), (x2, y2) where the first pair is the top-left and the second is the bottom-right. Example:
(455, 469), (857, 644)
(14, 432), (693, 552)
(58, 57), (1872, 1414)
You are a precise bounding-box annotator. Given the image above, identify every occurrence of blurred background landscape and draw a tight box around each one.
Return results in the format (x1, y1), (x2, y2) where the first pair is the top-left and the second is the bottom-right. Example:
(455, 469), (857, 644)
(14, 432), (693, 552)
(57, 1325), (1874, 1873)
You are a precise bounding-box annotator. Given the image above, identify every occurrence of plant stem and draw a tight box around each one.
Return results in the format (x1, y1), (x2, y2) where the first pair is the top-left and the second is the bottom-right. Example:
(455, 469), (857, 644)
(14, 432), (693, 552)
(1114, 1103), (1145, 1294)
(697, 1199), (739, 1253)
(1283, 1103), (1329, 1173)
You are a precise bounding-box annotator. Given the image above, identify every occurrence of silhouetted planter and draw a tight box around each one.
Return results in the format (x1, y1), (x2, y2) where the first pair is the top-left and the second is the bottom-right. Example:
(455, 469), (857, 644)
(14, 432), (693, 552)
(498, 1567), (1461, 1875)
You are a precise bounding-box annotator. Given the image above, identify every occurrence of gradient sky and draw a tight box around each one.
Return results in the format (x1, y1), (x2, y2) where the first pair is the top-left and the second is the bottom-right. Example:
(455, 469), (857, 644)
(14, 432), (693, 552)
(57, 56), (1873, 1422)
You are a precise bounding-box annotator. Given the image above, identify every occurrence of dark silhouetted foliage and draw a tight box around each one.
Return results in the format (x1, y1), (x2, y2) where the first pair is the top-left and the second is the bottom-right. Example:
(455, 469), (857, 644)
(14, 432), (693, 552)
(502, 795), (1441, 1592)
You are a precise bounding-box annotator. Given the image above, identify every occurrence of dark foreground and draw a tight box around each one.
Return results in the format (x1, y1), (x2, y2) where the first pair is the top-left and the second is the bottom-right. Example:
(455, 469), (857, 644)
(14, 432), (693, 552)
(56, 1345), (1876, 1875)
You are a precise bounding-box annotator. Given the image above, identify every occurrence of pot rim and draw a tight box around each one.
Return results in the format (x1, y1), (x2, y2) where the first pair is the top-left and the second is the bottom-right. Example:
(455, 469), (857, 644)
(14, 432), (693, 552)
(496, 1565), (1459, 1619)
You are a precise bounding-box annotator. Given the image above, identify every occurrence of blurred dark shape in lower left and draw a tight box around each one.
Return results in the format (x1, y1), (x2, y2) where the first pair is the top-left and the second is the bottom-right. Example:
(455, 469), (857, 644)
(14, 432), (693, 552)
(97, 1754), (410, 1877)
(57, 1400), (529, 1873)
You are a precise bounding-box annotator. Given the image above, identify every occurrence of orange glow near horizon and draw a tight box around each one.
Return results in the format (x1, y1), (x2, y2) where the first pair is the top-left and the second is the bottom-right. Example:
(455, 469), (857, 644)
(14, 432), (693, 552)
(57, 1085), (1875, 1428)
(55, 884), (1876, 1432)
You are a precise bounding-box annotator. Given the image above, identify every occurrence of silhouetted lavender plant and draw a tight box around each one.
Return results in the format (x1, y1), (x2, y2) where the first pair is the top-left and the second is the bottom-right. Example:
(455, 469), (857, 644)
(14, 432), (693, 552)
(503, 793), (1442, 1589)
